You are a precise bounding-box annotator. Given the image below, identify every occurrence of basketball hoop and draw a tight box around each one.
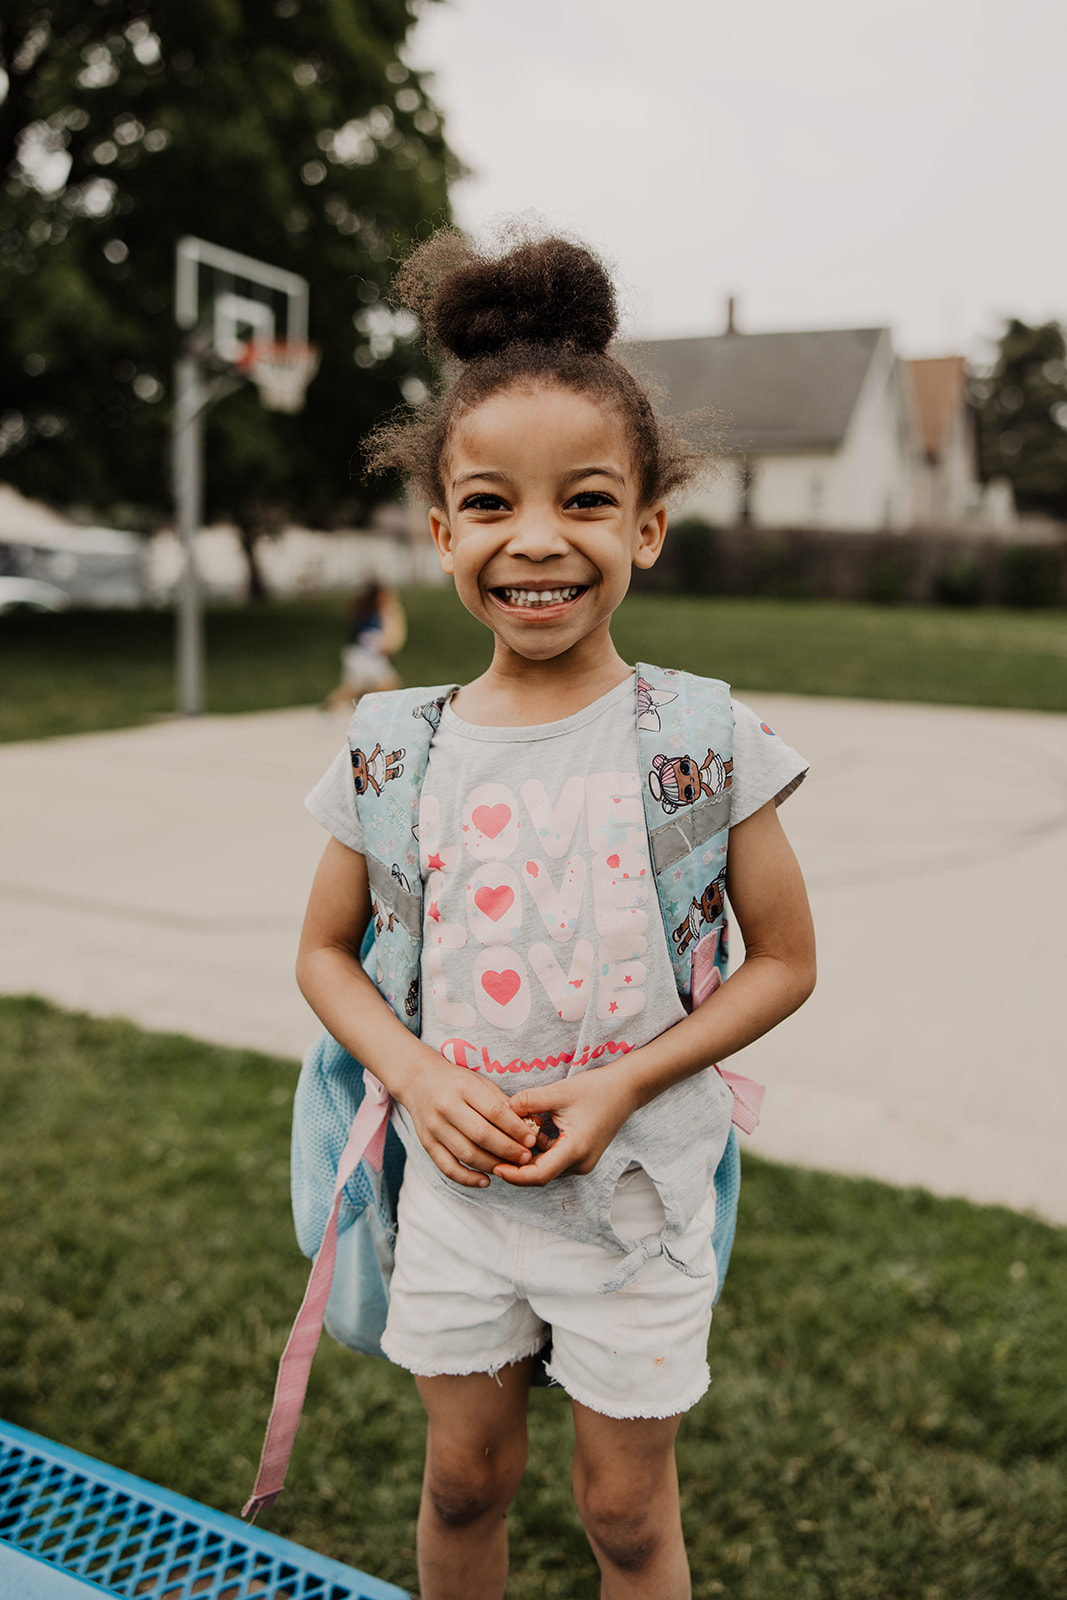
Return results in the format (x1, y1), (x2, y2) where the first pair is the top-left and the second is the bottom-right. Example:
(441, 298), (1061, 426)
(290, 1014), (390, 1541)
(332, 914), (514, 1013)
(237, 339), (320, 413)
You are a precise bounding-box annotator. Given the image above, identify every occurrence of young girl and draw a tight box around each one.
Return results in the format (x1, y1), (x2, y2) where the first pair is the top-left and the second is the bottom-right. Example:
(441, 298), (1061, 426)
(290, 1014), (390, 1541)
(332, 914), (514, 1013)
(324, 581), (407, 709)
(298, 231), (816, 1599)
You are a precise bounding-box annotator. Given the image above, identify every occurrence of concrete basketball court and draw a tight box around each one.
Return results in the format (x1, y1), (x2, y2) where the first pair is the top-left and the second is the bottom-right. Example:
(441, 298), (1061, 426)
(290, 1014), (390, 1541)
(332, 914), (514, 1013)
(2, 691), (1064, 1227)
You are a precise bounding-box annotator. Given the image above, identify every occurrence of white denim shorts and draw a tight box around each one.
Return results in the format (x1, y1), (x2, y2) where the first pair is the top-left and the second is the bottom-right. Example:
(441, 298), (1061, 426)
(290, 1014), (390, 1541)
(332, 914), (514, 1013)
(380, 1159), (719, 1419)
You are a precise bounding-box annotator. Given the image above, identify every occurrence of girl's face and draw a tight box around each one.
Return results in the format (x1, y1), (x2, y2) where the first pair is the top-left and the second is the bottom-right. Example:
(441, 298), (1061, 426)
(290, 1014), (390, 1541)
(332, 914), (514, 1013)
(429, 383), (666, 673)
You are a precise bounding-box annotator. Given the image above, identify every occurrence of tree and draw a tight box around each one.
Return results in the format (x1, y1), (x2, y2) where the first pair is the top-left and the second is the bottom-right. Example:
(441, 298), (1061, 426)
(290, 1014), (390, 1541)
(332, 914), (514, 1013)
(972, 318), (1067, 523)
(0, 0), (458, 592)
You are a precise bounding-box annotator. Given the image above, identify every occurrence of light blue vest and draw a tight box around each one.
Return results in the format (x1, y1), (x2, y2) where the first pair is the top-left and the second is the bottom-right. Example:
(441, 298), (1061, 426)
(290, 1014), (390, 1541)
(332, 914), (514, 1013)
(292, 666), (744, 1350)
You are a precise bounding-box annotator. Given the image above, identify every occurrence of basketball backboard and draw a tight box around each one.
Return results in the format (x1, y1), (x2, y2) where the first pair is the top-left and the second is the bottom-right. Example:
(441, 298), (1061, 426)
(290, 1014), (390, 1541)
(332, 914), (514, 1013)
(175, 235), (309, 356)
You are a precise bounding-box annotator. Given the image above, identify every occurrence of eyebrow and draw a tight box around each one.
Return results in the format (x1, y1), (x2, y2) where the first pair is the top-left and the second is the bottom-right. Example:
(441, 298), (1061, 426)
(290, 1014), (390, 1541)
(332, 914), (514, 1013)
(565, 466), (626, 487)
(451, 465), (627, 489)
(452, 469), (508, 489)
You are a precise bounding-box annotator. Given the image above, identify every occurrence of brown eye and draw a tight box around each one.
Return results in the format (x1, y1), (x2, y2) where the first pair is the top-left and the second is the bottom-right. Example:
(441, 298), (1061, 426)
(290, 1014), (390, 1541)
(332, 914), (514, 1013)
(461, 492), (508, 512)
(566, 491), (614, 509)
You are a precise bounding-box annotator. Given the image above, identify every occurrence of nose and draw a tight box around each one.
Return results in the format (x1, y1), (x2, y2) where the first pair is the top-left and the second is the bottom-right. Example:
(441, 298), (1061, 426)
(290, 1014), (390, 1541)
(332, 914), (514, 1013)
(504, 509), (571, 562)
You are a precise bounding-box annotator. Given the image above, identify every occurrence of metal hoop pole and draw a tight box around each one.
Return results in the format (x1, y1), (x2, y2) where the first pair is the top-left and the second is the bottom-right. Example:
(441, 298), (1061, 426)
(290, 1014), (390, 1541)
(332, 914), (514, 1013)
(173, 353), (205, 716)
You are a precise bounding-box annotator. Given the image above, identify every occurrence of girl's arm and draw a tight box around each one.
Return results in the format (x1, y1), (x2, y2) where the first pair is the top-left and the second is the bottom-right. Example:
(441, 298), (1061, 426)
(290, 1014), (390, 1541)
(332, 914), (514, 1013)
(297, 837), (537, 1187)
(496, 798), (816, 1185)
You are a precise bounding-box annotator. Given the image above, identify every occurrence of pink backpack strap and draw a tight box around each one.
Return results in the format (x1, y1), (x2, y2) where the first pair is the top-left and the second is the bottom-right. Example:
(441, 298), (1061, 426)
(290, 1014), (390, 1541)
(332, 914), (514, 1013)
(716, 1067), (765, 1136)
(242, 1073), (391, 1521)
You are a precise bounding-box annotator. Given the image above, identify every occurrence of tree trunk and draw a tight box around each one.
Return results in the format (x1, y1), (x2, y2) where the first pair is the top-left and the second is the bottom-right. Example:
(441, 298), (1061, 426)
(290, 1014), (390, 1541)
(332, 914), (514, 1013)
(236, 522), (270, 603)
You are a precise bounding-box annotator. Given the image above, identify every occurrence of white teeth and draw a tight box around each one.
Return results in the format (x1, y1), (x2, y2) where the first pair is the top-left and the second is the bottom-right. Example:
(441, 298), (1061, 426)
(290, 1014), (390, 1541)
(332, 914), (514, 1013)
(500, 586), (581, 607)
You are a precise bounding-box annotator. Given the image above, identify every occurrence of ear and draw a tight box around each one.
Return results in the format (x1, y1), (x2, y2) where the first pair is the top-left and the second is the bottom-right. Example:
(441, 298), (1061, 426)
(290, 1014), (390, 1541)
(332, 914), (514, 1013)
(428, 507), (454, 574)
(631, 503), (668, 570)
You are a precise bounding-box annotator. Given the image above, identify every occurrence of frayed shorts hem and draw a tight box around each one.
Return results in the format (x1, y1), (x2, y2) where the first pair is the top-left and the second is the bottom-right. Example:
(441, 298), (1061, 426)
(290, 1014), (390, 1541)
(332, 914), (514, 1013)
(545, 1361), (711, 1420)
(380, 1328), (548, 1381)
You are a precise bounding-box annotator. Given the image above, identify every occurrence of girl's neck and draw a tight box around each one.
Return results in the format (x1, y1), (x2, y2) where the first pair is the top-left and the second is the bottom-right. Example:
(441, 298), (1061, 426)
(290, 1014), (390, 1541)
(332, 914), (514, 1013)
(453, 636), (633, 727)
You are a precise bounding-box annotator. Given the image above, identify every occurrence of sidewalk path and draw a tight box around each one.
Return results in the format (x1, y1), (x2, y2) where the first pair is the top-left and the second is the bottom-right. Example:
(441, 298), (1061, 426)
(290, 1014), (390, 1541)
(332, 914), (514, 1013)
(3, 694), (1065, 1226)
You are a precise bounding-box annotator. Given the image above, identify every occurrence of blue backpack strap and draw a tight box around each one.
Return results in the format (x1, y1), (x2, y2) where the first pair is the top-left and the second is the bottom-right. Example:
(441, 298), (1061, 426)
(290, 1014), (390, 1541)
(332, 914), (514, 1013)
(291, 684), (454, 1264)
(634, 664), (741, 1294)
(347, 684), (456, 1031)
(634, 663), (733, 1005)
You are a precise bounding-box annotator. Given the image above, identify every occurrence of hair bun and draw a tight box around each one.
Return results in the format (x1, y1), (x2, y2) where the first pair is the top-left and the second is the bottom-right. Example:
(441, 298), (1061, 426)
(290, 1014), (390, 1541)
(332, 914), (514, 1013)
(424, 236), (618, 361)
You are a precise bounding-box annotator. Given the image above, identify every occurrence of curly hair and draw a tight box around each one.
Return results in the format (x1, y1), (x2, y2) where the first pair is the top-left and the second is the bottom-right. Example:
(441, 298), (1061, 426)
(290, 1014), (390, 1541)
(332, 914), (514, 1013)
(364, 226), (712, 508)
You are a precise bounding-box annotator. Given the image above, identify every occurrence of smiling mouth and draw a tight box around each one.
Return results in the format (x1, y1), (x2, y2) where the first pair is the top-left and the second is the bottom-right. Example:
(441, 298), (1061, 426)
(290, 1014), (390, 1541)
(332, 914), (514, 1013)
(493, 585), (586, 608)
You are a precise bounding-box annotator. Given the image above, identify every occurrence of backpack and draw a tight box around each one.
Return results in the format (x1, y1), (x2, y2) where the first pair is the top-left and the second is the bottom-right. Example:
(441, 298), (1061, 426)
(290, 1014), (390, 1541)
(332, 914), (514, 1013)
(243, 666), (763, 1519)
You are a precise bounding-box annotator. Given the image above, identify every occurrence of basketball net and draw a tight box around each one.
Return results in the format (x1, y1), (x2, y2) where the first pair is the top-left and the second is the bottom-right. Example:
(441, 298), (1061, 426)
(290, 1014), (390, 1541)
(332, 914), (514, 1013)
(237, 339), (320, 413)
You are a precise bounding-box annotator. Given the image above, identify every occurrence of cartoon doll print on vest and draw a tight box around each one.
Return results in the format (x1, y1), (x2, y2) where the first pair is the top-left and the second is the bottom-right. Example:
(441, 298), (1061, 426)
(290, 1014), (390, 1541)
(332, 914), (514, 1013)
(648, 748), (734, 814)
(412, 697), (447, 731)
(635, 675), (678, 732)
(350, 743), (405, 797)
(673, 872), (727, 955)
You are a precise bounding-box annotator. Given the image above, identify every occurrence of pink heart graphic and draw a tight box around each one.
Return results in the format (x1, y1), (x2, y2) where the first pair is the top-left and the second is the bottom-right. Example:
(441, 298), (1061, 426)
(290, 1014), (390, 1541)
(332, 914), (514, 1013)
(481, 969), (521, 1006)
(472, 803), (511, 839)
(474, 885), (514, 922)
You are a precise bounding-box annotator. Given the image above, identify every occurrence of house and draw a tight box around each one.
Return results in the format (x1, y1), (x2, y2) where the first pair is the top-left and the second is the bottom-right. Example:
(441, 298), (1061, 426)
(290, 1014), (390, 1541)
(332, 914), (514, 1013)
(627, 323), (993, 531)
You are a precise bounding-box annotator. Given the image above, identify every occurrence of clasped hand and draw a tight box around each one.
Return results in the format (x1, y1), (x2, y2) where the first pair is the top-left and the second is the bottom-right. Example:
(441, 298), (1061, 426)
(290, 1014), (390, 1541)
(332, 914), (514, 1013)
(401, 1054), (636, 1189)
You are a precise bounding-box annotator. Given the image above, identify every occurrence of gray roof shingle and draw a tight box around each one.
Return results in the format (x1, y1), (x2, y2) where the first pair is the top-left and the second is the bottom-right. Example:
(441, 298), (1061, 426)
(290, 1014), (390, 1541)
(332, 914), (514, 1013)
(623, 327), (888, 452)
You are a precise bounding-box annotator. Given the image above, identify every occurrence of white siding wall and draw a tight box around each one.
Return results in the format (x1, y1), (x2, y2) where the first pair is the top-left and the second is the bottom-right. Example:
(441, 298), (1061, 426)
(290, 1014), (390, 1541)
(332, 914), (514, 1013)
(746, 451), (839, 525)
(936, 407), (982, 522)
(680, 464), (744, 526)
(822, 332), (914, 529)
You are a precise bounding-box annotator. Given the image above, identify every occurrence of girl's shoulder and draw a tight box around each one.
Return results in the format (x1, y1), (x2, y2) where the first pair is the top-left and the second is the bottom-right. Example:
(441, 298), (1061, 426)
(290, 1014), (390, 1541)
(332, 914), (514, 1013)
(346, 683), (459, 747)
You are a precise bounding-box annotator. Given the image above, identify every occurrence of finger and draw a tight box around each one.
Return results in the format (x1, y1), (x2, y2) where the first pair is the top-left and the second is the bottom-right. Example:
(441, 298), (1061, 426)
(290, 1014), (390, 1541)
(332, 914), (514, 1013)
(457, 1094), (539, 1156)
(428, 1144), (492, 1188)
(493, 1139), (577, 1187)
(434, 1123), (532, 1174)
(508, 1085), (566, 1119)
(479, 1096), (541, 1147)
(414, 1083), (534, 1166)
(445, 1109), (534, 1166)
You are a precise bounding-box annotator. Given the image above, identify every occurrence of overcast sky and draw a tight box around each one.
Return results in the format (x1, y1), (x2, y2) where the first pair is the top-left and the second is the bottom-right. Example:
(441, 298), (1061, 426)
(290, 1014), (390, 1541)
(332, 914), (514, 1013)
(407, 0), (1066, 364)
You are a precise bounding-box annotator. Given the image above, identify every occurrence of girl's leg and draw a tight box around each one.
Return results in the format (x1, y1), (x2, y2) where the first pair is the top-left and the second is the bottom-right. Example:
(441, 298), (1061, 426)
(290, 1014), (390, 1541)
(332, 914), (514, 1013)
(571, 1401), (690, 1600)
(415, 1358), (534, 1600)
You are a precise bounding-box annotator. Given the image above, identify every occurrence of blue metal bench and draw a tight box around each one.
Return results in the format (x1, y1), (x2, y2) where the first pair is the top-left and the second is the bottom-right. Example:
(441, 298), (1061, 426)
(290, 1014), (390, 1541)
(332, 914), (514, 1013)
(0, 1421), (411, 1600)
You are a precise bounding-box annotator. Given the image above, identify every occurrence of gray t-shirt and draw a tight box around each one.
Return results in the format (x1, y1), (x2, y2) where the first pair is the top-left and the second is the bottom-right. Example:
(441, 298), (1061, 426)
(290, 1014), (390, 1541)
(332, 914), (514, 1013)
(305, 676), (806, 1248)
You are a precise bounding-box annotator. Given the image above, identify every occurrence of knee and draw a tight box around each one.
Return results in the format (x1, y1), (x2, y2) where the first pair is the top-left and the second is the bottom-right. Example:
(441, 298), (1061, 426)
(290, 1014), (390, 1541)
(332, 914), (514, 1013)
(424, 1440), (526, 1531)
(575, 1479), (663, 1573)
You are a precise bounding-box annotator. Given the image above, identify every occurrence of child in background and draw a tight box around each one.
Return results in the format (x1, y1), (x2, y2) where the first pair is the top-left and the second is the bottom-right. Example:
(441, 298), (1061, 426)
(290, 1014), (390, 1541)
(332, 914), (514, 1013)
(299, 229), (816, 1600)
(324, 580), (407, 709)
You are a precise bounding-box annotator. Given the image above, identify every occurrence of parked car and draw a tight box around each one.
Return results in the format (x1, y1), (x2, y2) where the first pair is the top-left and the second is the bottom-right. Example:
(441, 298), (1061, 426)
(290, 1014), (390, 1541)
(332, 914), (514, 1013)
(0, 577), (72, 614)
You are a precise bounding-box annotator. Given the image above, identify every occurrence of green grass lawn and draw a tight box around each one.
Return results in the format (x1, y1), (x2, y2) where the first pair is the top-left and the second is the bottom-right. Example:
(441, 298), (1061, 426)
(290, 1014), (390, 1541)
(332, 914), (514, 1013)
(2, 995), (1064, 1598)
(3, 589), (1067, 744)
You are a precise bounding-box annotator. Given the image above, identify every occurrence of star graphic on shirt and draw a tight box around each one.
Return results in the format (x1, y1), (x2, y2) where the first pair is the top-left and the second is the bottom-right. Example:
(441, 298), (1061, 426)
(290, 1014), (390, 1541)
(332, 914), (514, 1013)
(624, 975), (633, 984)
(428, 901), (440, 922)
(427, 851), (445, 872)
(609, 1001), (619, 1014)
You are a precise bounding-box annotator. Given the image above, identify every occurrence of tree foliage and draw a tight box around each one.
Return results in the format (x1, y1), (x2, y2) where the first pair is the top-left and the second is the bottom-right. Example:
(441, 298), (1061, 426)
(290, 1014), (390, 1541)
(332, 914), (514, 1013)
(973, 318), (1067, 522)
(0, 0), (457, 574)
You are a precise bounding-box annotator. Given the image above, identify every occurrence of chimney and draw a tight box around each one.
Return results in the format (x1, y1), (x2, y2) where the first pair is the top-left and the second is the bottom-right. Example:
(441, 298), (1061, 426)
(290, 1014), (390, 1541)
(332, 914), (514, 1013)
(725, 296), (738, 335)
